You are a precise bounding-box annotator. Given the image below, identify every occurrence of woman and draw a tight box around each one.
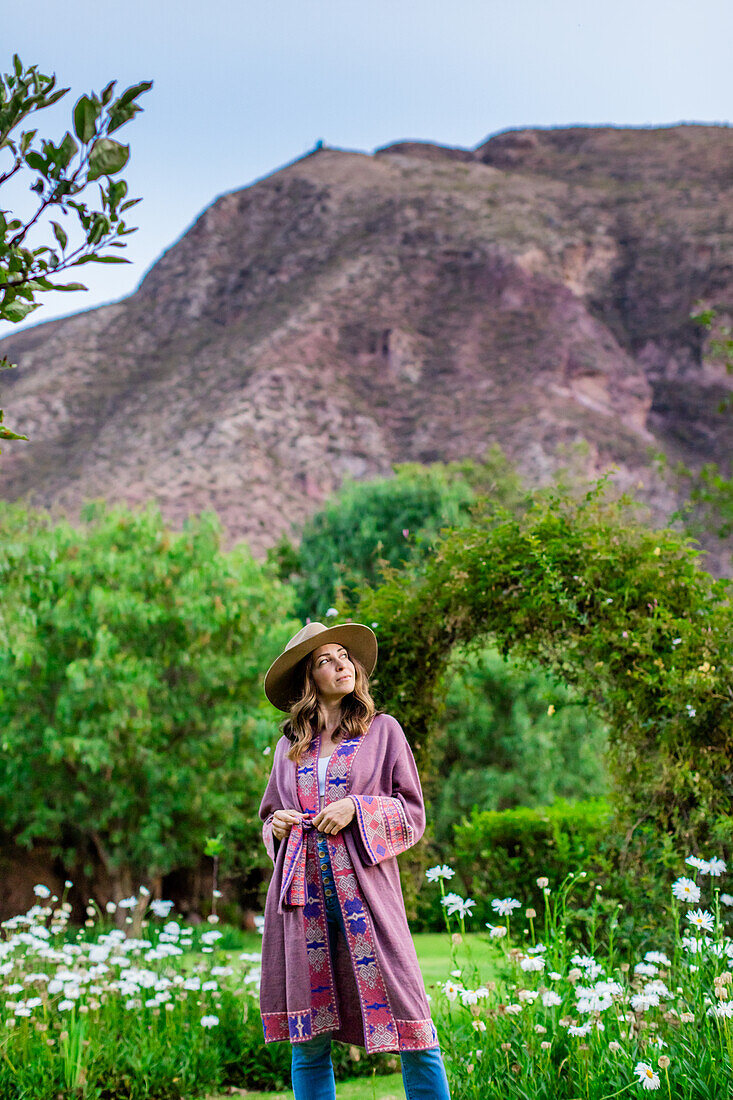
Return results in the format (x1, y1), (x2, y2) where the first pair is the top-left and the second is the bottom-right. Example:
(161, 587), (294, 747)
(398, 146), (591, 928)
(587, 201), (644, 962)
(259, 620), (452, 1100)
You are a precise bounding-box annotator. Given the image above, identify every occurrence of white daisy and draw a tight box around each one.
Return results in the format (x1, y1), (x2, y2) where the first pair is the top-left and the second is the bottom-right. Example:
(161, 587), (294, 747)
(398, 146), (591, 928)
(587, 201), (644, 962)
(440, 892), (463, 911)
(491, 897), (521, 916)
(425, 865), (456, 882)
(644, 951), (671, 966)
(442, 895), (475, 919)
(577, 992), (613, 1013)
(520, 956), (545, 972)
(567, 1022), (592, 1036)
(644, 980), (672, 999)
(686, 909), (715, 932)
(634, 1061), (661, 1090)
(671, 877), (700, 903)
(485, 923), (508, 939)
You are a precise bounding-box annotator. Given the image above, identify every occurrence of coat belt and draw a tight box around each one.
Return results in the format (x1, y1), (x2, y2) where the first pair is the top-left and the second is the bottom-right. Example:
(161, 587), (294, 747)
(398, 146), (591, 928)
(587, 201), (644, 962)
(279, 815), (315, 912)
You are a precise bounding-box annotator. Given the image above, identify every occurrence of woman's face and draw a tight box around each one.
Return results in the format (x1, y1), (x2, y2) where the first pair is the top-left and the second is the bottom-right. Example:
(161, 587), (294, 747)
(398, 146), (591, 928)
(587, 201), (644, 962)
(310, 642), (356, 704)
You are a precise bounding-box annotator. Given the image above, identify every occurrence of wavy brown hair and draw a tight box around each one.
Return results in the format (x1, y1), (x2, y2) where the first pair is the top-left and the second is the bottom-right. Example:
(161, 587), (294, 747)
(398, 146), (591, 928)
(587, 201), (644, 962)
(283, 648), (377, 764)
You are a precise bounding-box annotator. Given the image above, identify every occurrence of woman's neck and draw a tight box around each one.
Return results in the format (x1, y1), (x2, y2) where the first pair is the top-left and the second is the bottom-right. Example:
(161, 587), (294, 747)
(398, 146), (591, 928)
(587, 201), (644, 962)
(320, 701), (342, 740)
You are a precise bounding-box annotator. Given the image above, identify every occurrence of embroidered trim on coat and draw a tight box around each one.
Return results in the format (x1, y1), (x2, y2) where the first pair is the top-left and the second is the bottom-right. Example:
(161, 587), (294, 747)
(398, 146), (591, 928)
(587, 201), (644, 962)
(350, 793), (415, 864)
(395, 1017), (440, 1050)
(325, 736), (401, 1054)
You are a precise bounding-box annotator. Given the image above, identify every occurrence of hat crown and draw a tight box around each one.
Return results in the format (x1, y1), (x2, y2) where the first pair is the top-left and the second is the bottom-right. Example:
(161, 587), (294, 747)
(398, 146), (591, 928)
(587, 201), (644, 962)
(284, 621), (329, 652)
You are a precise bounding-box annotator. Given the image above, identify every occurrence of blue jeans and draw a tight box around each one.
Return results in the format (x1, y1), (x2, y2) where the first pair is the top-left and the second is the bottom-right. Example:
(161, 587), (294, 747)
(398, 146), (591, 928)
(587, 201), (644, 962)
(291, 835), (451, 1100)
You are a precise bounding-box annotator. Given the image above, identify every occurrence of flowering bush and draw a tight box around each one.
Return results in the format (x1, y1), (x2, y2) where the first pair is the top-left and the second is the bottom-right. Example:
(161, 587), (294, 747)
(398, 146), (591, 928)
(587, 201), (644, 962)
(0, 883), (386, 1098)
(427, 855), (733, 1099)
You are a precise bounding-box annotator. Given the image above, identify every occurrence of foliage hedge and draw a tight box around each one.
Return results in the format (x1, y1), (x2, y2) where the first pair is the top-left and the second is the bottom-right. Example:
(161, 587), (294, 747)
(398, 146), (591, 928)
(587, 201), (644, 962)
(415, 795), (729, 951)
(450, 798), (613, 924)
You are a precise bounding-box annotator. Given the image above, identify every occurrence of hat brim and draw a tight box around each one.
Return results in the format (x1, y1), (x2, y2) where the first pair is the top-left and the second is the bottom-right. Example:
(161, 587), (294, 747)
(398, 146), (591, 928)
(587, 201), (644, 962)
(264, 623), (377, 712)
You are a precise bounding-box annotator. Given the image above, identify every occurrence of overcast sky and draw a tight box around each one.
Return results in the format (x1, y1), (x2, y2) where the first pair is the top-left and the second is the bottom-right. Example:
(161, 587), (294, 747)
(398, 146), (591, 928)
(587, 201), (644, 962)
(2, 0), (731, 337)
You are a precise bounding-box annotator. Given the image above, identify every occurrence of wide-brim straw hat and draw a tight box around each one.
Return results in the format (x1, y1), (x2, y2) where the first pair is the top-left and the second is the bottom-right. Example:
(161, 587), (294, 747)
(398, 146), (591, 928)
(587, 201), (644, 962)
(263, 620), (378, 712)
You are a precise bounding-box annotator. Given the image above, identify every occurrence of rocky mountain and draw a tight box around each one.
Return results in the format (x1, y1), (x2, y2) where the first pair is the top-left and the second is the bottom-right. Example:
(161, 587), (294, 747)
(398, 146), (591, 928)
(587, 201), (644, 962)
(1, 124), (731, 558)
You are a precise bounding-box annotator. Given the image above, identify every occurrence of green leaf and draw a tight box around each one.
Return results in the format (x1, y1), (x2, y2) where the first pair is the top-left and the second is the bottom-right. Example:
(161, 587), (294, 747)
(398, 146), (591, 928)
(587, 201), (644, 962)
(107, 104), (139, 135)
(1, 298), (41, 323)
(101, 80), (117, 106)
(51, 221), (68, 251)
(72, 253), (130, 266)
(57, 131), (78, 169)
(73, 94), (100, 144)
(88, 254), (130, 264)
(45, 87), (69, 108)
(87, 137), (129, 181)
(19, 129), (37, 154)
(116, 80), (153, 108)
(50, 281), (88, 292)
(0, 423), (28, 441)
(24, 151), (46, 173)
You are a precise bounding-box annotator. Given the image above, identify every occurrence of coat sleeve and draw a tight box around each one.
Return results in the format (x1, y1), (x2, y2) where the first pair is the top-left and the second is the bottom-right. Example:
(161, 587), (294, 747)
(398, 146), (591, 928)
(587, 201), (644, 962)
(258, 738), (286, 864)
(348, 716), (426, 866)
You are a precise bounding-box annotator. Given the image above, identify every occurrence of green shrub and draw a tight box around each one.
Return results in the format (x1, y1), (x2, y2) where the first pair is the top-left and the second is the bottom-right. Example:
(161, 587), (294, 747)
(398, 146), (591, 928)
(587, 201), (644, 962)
(436, 797), (700, 952)
(448, 798), (611, 926)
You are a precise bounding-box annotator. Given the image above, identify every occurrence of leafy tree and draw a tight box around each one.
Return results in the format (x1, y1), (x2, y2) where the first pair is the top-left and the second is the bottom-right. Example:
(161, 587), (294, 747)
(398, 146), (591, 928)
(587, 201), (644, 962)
(270, 450), (524, 620)
(0, 56), (151, 443)
(0, 501), (295, 905)
(356, 481), (733, 858)
(432, 643), (609, 842)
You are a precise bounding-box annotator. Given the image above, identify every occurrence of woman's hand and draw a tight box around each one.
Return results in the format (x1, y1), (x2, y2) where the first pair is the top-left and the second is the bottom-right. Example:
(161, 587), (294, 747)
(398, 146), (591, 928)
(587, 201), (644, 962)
(312, 797), (356, 835)
(271, 809), (305, 841)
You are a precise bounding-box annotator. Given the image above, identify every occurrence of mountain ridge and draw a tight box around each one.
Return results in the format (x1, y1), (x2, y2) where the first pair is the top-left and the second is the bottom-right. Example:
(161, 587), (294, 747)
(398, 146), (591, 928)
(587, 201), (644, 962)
(0, 124), (731, 560)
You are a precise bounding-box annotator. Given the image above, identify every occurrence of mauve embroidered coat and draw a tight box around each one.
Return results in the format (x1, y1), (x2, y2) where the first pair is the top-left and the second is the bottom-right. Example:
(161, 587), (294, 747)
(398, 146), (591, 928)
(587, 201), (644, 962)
(258, 711), (439, 1053)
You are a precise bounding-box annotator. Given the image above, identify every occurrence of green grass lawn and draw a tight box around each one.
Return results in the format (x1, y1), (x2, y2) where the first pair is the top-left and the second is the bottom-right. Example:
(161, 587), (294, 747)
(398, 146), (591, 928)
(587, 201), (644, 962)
(221, 929), (501, 990)
(414, 930), (499, 990)
(207, 1072), (405, 1099)
(209, 931), (500, 1099)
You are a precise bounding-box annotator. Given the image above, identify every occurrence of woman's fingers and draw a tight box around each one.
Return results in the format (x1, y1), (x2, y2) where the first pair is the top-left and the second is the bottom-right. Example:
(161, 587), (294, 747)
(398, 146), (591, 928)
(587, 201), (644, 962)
(271, 809), (304, 839)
